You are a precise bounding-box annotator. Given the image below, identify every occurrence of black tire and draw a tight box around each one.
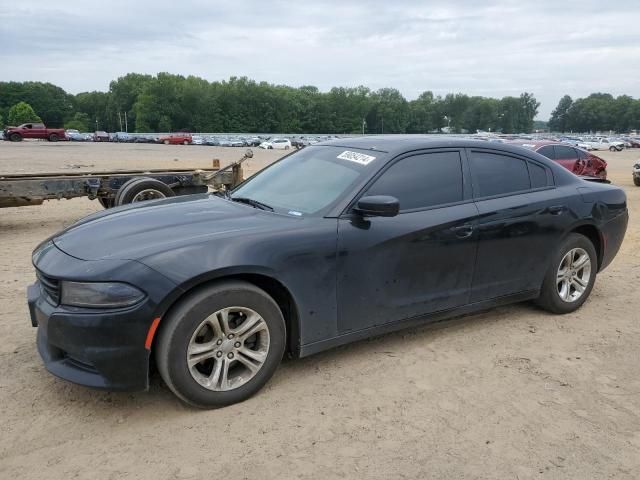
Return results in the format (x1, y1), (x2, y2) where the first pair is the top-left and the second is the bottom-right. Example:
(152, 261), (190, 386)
(156, 281), (286, 408)
(114, 177), (175, 206)
(536, 233), (597, 314)
(49, 133), (59, 142)
(10, 133), (22, 142)
(634, 176), (640, 187)
(609, 146), (616, 151)
(97, 197), (115, 209)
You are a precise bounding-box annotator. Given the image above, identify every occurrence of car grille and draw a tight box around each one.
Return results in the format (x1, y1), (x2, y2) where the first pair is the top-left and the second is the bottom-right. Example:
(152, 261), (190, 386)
(37, 271), (60, 305)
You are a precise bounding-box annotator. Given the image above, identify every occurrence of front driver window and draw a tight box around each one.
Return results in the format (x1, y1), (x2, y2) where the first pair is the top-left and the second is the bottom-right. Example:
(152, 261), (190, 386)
(365, 151), (464, 212)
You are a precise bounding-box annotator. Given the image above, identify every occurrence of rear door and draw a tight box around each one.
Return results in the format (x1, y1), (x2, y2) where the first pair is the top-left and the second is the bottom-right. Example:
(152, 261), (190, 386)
(336, 149), (479, 333)
(468, 148), (568, 302)
(553, 145), (580, 174)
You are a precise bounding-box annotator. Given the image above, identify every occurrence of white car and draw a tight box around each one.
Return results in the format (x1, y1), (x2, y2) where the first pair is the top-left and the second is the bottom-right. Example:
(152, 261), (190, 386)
(259, 138), (292, 150)
(595, 138), (624, 151)
(191, 135), (204, 145)
(583, 137), (624, 151)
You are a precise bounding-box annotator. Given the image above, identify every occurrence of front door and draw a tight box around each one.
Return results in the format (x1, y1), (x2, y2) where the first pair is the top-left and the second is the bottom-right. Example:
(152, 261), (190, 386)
(336, 150), (478, 333)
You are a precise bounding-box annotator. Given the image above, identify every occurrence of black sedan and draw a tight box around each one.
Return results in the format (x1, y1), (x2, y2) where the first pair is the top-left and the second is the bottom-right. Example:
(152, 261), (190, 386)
(28, 137), (628, 408)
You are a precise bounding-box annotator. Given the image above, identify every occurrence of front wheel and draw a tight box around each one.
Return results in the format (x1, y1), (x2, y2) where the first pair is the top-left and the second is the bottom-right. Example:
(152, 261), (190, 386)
(183, 140), (189, 145)
(609, 146), (616, 151)
(633, 176), (640, 187)
(10, 133), (22, 142)
(49, 133), (59, 142)
(156, 281), (286, 408)
(536, 233), (597, 314)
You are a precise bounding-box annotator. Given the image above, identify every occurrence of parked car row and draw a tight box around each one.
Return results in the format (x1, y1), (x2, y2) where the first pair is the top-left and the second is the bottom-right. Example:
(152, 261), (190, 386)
(54, 130), (335, 147)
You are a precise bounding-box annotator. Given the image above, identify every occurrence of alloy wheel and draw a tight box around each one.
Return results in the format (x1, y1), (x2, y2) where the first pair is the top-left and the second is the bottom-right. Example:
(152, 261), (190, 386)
(187, 307), (270, 391)
(556, 247), (591, 303)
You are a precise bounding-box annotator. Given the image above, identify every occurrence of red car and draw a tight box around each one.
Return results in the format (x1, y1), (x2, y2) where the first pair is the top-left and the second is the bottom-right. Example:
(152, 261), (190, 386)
(159, 133), (192, 145)
(508, 141), (607, 180)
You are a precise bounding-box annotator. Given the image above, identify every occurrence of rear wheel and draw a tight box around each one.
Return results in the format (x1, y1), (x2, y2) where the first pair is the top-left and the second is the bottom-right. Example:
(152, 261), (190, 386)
(114, 177), (175, 206)
(536, 233), (597, 314)
(634, 176), (640, 187)
(49, 133), (59, 142)
(183, 140), (189, 145)
(156, 281), (286, 408)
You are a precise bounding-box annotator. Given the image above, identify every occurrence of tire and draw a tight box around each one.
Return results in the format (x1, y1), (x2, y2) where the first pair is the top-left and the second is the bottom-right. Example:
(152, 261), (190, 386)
(183, 140), (189, 145)
(49, 133), (59, 142)
(97, 197), (114, 209)
(10, 133), (22, 142)
(536, 233), (597, 314)
(609, 146), (616, 152)
(634, 176), (640, 187)
(285, 145), (290, 150)
(114, 177), (175, 206)
(163, 140), (170, 145)
(156, 281), (286, 408)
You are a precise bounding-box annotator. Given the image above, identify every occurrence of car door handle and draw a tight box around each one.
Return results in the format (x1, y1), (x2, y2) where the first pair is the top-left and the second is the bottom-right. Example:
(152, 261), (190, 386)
(547, 205), (566, 215)
(451, 225), (474, 238)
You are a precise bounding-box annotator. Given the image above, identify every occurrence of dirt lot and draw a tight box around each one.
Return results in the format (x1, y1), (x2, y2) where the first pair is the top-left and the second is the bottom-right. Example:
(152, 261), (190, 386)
(1, 141), (639, 479)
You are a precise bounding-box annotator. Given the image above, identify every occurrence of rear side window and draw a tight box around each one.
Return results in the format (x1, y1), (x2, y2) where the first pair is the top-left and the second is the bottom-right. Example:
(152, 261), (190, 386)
(470, 151), (530, 198)
(537, 145), (555, 159)
(528, 162), (548, 189)
(366, 151), (463, 211)
(554, 146), (579, 160)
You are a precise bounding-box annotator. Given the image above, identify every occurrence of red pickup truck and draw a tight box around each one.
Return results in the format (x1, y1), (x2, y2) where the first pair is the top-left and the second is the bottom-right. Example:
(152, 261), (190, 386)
(3, 123), (66, 142)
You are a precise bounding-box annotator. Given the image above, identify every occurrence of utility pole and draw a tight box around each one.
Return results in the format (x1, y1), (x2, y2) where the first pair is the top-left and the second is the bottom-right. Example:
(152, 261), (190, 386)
(118, 112), (123, 131)
(95, 119), (98, 131)
(381, 114), (384, 134)
(124, 112), (128, 132)
(362, 118), (366, 135)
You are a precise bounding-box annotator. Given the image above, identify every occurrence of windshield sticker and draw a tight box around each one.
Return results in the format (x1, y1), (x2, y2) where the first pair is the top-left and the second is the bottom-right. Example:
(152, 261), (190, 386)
(337, 150), (376, 165)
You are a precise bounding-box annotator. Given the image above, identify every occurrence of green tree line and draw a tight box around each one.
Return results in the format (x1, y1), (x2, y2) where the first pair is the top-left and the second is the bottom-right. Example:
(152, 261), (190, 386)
(549, 93), (640, 133)
(1, 74), (543, 133)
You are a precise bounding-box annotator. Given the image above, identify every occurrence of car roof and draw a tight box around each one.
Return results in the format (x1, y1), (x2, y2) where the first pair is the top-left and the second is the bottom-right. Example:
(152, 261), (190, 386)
(315, 135), (553, 157)
(503, 140), (559, 149)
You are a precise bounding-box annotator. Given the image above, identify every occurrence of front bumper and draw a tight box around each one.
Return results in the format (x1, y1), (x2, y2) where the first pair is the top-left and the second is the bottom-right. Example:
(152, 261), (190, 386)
(29, 283), (153, 391)
(28, 242), (179, 392)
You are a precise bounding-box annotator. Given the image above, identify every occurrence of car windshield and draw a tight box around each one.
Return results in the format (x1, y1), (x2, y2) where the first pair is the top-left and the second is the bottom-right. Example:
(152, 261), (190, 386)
(230, 145), (382, 215)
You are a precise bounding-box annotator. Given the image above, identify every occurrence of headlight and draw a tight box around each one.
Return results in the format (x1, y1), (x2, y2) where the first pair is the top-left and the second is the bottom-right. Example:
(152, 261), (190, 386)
(61, 281), (145, 308)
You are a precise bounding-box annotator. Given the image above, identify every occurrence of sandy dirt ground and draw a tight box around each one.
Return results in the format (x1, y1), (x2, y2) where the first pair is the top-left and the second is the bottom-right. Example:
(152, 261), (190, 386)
(0, 141), (639, 479)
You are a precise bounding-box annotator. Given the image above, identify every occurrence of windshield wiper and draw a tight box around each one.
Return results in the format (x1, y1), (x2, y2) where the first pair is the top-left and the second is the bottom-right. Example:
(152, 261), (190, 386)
(230, 196), (274, 211)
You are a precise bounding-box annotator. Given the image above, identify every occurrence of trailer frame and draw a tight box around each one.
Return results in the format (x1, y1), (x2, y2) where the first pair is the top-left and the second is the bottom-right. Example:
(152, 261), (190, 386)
(0, 151), (250, 209)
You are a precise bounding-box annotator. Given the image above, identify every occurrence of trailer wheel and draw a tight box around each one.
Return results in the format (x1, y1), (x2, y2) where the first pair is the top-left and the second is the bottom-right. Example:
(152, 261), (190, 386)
(49, 133), (59, 142)
(115, 177), (175, 206)
(10, 133), (22, 142)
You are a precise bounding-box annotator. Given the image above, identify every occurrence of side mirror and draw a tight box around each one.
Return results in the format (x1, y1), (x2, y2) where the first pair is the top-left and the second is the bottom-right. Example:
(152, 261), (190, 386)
(355, 195), (400, 217)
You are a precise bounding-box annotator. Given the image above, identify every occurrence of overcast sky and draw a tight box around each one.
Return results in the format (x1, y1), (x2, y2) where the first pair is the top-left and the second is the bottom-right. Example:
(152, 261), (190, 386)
(1, 0), (639, 119)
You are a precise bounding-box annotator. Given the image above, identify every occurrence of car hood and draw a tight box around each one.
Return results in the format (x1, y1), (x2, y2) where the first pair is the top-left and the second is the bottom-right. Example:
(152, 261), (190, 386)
(53, 194), (298, 261)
